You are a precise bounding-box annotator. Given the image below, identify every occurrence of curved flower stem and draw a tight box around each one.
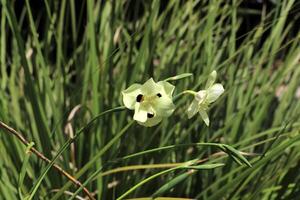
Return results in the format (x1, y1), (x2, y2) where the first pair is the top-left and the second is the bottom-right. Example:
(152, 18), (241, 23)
(69, 121), (134, 200)
(0, 121), (95, 200)
(29, 106), (126, 200)
(51, 108), (133, 200)
(172, 90), (196, 102)
(182, 90), (197, 95)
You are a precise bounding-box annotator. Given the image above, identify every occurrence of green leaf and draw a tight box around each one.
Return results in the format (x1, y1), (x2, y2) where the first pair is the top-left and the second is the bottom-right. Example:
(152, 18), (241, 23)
(18, 142), (35, 200)
(152, 172), (192, 198)
(182, 163), (225, 170)
(222, 144), (252, 167)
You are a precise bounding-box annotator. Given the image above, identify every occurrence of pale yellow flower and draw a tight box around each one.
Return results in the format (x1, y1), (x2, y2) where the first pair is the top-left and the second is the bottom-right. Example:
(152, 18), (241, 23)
(187, 71), (224, 126)
(122, 78), (175, 127)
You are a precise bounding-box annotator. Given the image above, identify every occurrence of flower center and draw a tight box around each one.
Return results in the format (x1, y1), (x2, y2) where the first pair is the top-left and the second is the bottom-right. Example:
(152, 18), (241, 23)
(136, 93), (162, 103)
(195, 90), (207, 104)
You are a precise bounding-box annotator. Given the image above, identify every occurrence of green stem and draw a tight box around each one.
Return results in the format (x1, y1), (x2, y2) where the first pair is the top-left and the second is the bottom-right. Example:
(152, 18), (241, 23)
(182, 90), (197, 95)
(173, 90), (196, 102)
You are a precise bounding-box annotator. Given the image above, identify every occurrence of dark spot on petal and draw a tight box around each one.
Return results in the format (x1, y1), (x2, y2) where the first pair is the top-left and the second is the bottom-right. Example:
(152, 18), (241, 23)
(147, 113), (154, 118)
(157, 93), (162, 97)
(136, 94), (143, 102)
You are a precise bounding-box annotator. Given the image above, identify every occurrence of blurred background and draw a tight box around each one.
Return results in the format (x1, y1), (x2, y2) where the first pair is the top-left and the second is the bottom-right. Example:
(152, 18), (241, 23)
(0, 0), (300, 199)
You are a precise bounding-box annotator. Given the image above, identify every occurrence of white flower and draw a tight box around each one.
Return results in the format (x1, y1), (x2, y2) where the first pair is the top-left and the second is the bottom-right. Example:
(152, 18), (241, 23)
(122, 78), (175, 127)
(187, 71), (224, 126)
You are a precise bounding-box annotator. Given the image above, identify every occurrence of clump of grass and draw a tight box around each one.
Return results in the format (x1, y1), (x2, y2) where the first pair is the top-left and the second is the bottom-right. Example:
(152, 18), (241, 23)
(0, 0), (300, 199)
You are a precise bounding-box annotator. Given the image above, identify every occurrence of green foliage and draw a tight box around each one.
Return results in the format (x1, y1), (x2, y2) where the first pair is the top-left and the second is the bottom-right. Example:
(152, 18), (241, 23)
(0, 0), (299, 199)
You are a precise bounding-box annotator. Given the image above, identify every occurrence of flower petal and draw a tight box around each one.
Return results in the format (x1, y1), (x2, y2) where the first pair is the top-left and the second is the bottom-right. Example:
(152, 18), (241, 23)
(137, 116), (162, 127)
(133, 104), (148, 123)
(205, 70), (217, 89)
(122, 83), (142, 109)
(207, 83), (224, 103)
(157, 81), (175, 97)
(187, 99), (198, 119)
(199, 108), (209, 126)
(195, 90), (207, 103)
(141, 78), (160, 96)
(154, 96), (175, 117)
